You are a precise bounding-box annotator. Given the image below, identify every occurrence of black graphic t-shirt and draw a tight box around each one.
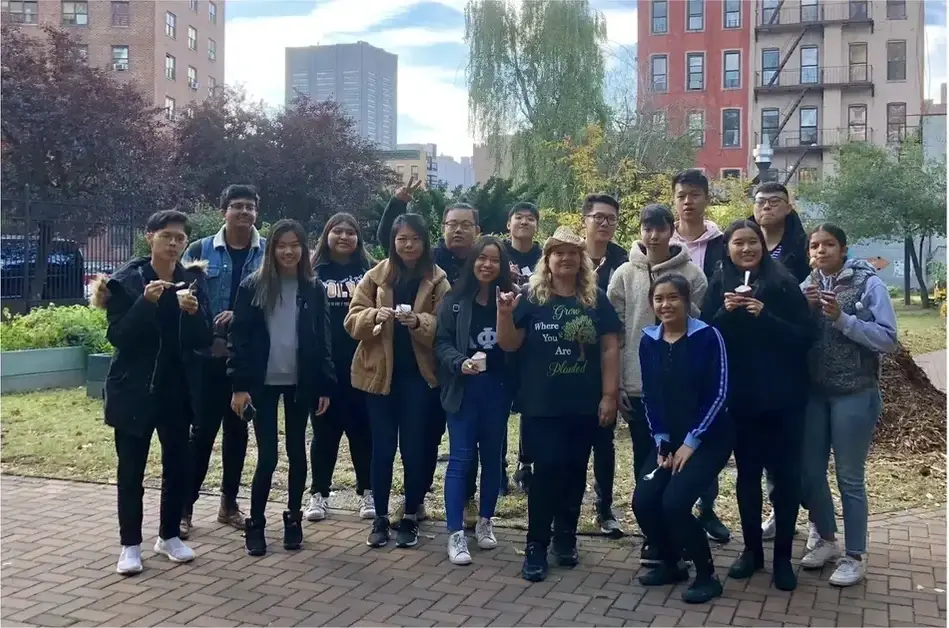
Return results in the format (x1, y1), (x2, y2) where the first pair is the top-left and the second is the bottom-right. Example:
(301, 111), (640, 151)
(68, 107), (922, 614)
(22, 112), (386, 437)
(468, 299), (503, 372)
(316, 259), (367, 379)
(512, 288), (621, 418)
(226, 244), (250, 309)
(505, 241), (542, 283)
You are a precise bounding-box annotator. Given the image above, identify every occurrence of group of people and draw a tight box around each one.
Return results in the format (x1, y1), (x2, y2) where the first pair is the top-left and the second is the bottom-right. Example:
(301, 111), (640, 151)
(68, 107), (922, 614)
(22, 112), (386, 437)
(95, 170), (897, 605)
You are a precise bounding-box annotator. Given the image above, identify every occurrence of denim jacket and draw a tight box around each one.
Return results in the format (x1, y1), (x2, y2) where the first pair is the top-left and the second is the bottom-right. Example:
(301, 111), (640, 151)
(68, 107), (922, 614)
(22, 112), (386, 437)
(183, 226), (265, 317)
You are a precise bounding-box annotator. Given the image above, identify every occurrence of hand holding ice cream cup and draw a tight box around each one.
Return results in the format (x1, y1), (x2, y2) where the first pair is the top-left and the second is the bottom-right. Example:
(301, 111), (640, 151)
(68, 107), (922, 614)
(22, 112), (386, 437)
(176, 281), (199, 315)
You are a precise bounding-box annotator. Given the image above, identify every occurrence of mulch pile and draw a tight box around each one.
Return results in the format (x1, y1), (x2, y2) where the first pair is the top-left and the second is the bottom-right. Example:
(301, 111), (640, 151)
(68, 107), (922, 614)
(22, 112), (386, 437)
(875, 344), (947, 454)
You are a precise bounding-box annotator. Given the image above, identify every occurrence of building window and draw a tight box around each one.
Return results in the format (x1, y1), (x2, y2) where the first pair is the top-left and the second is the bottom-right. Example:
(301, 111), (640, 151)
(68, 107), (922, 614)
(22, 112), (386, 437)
(111, 45), (129, 69)
(651, 0), (667, 34)
(652, 111), (667, 132)
(724, 0), (740, 28)
(687, 111), (705, 147)
(886, 0), (906, 19)
(110, 1), (129, 26)
(650, 56), (667, 92)
(687, 53), (705, 91)
(848, 104), (868, 141)
(762, 0), (780, 24)
(799, 107), (818, 145)
(886, 102), (907, 141)
(3, 0), (38, 24)
(722, 109), (740, 148)
(208, 0), (216, 24)
(722, 169), (741, 179)
(165, 11), (176, 38)
(208, 38), (216, 61)
(187, 66), (197, 89)
(800, 0), (818, 22)
(762, 48), (780, 86)
(850, 0), (869, 19)
(165, 54), (176, 80)
(849, 43), (868, 82)
(61, 1), (88, 25)
(887, 40), (906, 81)
(724, 51), (740, 89)
(761, 108), (779, 145)
(208, 76), (216, 97)
(188, 26), (197, 50)
(189, 0), (197, 11)
(165, 96), (176, 121)
(797, 167), (818, 183)
(687, 0), (703, 30)
(800, 46), (819, 84)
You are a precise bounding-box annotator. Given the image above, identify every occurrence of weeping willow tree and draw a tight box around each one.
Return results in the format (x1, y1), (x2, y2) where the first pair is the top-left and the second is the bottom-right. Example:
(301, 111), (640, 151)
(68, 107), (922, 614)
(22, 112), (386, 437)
(465, 0), (608, 207)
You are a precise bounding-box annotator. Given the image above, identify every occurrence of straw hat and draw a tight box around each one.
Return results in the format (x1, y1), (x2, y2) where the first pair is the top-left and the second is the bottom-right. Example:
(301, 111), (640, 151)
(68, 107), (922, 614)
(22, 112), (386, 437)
(543, 226), (586, 254)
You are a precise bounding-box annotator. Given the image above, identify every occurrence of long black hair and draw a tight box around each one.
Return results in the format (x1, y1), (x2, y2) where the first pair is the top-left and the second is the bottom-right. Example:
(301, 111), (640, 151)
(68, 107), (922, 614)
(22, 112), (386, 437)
(311, 212), (374, 270)
(720, 218), (793, 292)
(451, 236), (515, 298)
(250, 219), (314, 313)
(385, 213), (434, 286)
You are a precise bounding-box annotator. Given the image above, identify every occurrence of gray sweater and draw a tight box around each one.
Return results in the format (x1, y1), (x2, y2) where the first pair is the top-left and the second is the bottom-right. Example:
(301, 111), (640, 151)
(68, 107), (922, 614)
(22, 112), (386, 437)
(265, 278), (299, 386)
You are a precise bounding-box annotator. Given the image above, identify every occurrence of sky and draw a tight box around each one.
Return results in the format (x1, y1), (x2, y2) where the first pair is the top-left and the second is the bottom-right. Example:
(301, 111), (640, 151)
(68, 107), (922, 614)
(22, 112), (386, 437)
(225, 0), (947, 160)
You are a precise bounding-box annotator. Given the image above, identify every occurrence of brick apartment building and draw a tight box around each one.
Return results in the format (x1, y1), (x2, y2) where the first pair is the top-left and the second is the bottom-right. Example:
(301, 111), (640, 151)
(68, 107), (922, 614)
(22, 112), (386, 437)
(2, 0), (226, 120)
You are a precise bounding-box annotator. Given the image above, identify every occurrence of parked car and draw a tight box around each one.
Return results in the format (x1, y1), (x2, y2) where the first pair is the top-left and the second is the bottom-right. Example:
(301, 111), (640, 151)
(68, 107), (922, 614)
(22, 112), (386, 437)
(0, 235), (85, 300)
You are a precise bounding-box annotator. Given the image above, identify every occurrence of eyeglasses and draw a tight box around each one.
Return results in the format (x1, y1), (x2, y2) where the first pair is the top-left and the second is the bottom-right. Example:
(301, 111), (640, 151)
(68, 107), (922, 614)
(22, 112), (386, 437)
(586, 213), (618, 226)
(228, 202), (257, 212)
(443, 221), (476, 231)
(155, 232), (188, 244)
(754, 196), (788, 208)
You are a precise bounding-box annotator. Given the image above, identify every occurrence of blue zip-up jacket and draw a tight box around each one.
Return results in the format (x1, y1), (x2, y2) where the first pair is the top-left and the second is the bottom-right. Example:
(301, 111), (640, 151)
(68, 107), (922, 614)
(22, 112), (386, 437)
(183, 226), (266, 318)
(639, 317), (729, 451)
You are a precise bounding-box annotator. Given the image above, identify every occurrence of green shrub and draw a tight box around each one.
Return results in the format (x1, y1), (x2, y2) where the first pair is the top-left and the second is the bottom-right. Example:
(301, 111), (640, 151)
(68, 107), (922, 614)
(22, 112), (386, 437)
(1, 305), (112, 354)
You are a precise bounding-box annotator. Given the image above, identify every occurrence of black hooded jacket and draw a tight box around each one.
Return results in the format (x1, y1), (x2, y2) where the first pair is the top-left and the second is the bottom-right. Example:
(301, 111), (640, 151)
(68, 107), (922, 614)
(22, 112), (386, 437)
(593, 241), (629, 292)
(91, 257), (213, 436)
(749, 210), (810, 283)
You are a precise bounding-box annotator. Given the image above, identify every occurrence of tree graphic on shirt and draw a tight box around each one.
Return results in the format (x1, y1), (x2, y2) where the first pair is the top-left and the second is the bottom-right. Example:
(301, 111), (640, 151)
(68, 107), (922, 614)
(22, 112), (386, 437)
(561, 315), (596, 362)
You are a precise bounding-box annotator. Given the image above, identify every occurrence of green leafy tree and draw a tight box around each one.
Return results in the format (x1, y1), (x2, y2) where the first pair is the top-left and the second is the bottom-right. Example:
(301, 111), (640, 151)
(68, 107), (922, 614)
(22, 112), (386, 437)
(798, 139), (947, 306)
(561, 315), (596, 361)
(456, 177), (545, 236)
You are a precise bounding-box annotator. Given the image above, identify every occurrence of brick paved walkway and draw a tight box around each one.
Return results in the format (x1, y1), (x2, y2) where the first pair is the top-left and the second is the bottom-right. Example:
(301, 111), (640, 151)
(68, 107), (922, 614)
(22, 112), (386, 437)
(916, 350), (947, 393)
(1, 475), (945, 627)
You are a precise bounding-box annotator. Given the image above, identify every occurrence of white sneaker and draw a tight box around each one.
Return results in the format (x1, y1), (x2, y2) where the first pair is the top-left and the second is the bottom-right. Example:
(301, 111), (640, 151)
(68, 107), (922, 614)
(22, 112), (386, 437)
(153, 537), (195, 563)
(761, 510), (776, 540)
(475, 518), (497, 550)
(359, 491), (376, 520)
(829, 554), (866, 587)
(801, 539), (842, 569)
(806, 522), (821, 551)
(448, 530), (472, 565)
(116, 545), (143, 575)
(306, 494), (328, 521)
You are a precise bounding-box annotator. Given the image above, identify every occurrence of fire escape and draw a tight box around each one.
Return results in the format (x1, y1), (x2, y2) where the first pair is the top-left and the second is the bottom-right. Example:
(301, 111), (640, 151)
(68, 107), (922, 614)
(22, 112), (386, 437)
(753, 0), (875, 185)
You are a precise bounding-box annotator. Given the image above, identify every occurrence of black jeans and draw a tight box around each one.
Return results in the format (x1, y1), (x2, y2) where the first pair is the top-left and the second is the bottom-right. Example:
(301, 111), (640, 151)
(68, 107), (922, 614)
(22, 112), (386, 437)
(632, 435), (732, 577)
(310, 380), (371, 497)
(592, 422), (617, 514)
(734, 407), (804, 561)
(522, 414), (597, 548)
(367, 373), (429, 518)
(186, 357), (248, 513)
(115, 419), (189, 546)
(249, 385), (309, 522)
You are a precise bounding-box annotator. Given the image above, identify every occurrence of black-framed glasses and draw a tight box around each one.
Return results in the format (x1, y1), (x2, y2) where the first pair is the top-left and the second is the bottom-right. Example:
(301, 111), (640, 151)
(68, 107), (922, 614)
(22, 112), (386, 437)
(754, 196), (788, 208)
(586, 213), (618, 226)
(443, 220), (476, 231)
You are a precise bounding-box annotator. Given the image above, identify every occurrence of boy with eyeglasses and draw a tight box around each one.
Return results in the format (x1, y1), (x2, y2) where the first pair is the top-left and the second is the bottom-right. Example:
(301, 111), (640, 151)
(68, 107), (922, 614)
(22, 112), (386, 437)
(581, 193), (628, 538)
(180, 184), (267, 538)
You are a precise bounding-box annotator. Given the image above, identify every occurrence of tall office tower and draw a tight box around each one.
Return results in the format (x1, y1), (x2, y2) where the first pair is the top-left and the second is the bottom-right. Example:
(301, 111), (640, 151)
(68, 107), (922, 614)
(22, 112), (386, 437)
(285, 41), (398, 149)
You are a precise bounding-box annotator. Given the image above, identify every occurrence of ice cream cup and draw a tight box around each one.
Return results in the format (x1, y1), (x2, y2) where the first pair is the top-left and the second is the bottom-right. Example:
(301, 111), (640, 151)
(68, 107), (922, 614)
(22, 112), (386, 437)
(734, 285), (753, 296)
(176, 288), (193, 307)
(471, 351), (487, 372)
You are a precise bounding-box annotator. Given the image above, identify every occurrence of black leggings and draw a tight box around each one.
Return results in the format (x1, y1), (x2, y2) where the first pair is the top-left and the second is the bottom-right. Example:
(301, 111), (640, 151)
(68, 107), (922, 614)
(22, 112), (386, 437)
(250, 385), (309, 522)
(310, 381), (371, 497)
(733, 407), (804, 561)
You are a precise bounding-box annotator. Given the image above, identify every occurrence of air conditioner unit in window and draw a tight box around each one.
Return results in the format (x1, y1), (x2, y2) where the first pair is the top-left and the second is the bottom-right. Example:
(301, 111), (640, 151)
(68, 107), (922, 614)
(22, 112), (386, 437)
(189, 80), (199, 90)
(113, 62), (129, 71)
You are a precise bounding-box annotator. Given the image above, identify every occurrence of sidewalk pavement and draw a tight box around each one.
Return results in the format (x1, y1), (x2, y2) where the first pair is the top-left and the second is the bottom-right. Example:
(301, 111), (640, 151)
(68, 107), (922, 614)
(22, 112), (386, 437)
(915, 350), (947, 393)
(0, 475), (945, 627)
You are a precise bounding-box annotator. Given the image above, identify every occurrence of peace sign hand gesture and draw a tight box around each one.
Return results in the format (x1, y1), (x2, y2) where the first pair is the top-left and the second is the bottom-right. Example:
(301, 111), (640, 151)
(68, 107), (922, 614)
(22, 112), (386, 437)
(496, 286), (521, 315)
(394, 178), (423, 203)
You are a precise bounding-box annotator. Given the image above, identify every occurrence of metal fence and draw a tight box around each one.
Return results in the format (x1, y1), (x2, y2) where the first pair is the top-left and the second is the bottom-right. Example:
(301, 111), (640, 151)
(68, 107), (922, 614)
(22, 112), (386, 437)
(1, 190), (155, 314)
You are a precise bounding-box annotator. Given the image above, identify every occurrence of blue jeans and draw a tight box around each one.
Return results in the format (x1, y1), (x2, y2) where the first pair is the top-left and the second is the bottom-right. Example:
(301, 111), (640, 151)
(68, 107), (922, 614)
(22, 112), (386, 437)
(444, 373), (509, 532)
(802, 386), (882, 555)
(366, 372), (430, 519)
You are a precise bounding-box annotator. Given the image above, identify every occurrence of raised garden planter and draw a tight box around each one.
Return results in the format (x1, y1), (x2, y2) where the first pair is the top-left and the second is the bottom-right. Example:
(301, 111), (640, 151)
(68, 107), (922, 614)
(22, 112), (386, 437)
(86, 353), (112, 400)
(0, 347), (87, 393)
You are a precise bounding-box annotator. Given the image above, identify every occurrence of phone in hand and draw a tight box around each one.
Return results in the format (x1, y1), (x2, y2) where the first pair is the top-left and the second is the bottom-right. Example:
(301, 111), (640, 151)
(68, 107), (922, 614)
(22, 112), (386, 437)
(241, 402), (257, 423)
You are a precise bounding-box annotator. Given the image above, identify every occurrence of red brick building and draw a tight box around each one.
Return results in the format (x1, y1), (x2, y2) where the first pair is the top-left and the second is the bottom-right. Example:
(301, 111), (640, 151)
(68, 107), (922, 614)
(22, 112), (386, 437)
(637, 0), (751, 178)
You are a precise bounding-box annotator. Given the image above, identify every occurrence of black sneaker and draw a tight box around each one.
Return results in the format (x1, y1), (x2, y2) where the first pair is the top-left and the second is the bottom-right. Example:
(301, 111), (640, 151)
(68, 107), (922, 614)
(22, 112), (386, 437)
(596, 511), (624, 539)
(772, 559), (798, 591)
(640, 543), (662, 565)
(552, 536), (579, 568)
(367, 516), (390, 548)
(728, 549), (764, 579)
(521, 542), (549, 582)
(283, 510), (303, 551)
(682, 574), (723, 604)
(244, 518), (266, 557)
(639, 562), (690, 586)
(698, 508), (731, 543)
(395, 518), (419, 548)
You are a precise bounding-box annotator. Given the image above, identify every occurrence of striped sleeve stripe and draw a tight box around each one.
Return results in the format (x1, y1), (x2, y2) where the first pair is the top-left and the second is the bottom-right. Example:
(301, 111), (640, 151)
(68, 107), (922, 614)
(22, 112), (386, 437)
(692, 327), (727, 438)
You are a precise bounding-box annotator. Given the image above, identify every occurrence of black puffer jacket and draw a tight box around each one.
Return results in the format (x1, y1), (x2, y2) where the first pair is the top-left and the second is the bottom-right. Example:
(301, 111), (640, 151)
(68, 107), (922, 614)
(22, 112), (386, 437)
(91, 257), (213, 436)
(227, 275), (336, 409)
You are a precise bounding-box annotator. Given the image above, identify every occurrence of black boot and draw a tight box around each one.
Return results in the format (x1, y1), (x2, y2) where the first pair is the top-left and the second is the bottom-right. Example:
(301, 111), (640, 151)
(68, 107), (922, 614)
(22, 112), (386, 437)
(728, 548), (764, 579)
(772, 558), (798, 591)
(639, 561), (689, 586)
(283, 510), (303, 551)
(244, 518), (266, 557)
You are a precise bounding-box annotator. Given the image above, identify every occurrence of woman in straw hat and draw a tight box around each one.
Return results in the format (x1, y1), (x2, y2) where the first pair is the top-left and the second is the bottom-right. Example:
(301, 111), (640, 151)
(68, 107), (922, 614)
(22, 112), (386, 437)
(496, 226), (622, 583)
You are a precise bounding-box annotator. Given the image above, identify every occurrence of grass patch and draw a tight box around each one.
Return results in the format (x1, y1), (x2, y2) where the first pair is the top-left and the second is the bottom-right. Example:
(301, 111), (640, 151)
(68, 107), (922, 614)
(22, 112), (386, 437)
(2, 388), (944, 535)
(893, 297), (946, 356)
